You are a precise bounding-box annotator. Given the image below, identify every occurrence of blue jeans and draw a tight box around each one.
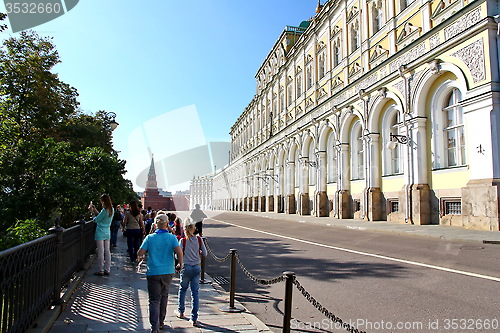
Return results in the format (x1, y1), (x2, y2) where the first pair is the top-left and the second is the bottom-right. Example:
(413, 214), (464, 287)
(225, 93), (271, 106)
(178, 264), (201, 321)
(126, 229), (142, 261)
(147, 274), (173, 332)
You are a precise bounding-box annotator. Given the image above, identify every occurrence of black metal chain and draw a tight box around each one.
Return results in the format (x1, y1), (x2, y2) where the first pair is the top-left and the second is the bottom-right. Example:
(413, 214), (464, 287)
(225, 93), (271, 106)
(293, 278), (367, 333)
(204, 239), (232, 262)
(235, 252), (285, 285)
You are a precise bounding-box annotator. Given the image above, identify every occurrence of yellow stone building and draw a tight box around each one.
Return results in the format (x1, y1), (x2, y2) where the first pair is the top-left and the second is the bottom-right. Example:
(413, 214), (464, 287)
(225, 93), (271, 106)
(213, 0), (500, 230)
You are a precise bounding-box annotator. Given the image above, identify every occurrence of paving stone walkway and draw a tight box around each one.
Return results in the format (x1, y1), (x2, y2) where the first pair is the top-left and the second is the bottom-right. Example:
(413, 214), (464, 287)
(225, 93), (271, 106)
(48, 234), (271, 333)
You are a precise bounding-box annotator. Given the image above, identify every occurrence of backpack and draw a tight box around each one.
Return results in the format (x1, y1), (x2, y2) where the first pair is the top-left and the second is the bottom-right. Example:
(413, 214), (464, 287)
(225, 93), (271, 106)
(181, 236), (202, 254)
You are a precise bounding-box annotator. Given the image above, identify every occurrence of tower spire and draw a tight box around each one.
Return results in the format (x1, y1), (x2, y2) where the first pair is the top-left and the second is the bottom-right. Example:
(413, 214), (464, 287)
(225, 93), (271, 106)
(145, 155), (158, 189)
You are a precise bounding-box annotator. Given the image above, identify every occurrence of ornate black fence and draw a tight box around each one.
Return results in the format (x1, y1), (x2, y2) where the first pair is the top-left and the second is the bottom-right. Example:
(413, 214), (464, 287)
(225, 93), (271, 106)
(0, 220), (95, 333)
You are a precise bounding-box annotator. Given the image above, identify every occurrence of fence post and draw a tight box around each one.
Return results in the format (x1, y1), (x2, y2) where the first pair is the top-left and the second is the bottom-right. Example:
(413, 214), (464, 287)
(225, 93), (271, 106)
(49, 223), (64, 305)
(219, 249), (244, 313)
(283, 271), (295, 333)
(200, 237), (211, 284)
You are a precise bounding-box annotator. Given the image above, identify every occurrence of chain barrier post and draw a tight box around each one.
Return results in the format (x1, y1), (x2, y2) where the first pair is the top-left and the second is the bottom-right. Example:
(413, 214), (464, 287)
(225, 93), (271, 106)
(219, 249), (245, 313)
(200, 237), (211, 284)
(283, 271), (295, 333)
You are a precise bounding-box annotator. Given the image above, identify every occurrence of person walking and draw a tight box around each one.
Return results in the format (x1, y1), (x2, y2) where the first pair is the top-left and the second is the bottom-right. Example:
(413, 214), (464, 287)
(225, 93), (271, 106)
(110, 203), (123, 248)
(137, 214), (183, 333)
(190, 204), (207, 236)
(174, 217), (207, 326)
(88, 194), (113, 276)
(123, 200), (145, 263)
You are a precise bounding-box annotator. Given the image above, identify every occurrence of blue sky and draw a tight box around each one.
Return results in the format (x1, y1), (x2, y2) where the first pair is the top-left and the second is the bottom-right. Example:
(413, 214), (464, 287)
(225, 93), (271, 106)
(1, 0), (318, 191)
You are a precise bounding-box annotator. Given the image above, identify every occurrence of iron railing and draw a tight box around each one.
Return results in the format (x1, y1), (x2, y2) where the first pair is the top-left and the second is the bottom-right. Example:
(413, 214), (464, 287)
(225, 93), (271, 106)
(0, 220), (96, 333)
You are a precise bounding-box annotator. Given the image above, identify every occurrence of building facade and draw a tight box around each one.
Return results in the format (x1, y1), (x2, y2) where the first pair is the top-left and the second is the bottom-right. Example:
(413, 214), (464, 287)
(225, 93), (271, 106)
(190, 175), (213, 210)
(213, 0), (500, 230)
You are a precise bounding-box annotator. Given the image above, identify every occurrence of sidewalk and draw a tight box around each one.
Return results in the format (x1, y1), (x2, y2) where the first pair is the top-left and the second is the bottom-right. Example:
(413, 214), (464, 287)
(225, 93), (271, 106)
(47, 235), (271, 333)
(227, 210), (500, 243)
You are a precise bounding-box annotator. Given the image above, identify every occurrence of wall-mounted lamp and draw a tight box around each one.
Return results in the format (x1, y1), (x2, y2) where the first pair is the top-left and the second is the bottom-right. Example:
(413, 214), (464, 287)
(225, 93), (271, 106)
(387, 133), (408, 150)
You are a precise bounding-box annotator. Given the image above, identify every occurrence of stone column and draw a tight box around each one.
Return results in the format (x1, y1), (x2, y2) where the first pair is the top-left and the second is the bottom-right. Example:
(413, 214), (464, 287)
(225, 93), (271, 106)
(299, 157), (310, 215)
(366, 133), (383, 221)
(338, 143), (351, 219)
(316, 151), (329, 217)
(286, 161), (296, 214)
(409, 117), (430, 225)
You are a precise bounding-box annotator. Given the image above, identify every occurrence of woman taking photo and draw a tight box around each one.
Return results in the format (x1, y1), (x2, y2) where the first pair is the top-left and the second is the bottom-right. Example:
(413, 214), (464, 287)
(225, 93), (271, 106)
(123, 200), (145, 263)
(88, 194), (114, 276)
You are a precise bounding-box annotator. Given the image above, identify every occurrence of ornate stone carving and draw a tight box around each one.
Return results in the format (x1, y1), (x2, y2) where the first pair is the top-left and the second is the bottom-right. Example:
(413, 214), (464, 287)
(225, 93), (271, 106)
(392, 80), (406, 97)
(429, 34), (441, 49)
(444, 8), (481, 41)
(451, 39), (486, 83)
(389, 43), (426, 73)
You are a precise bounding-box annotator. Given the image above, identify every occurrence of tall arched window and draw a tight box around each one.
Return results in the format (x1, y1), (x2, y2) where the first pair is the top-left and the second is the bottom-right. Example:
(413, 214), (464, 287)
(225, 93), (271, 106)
(432, 84), (466, 169)
(306, 65), (313, 90)
(296, 74), (302, 96)
(327, 132), (338, 183)
(372, 1), (383, 34)
(333, 40), (340, 67)
(287, 84), (293, 106)
(351, 121), (364, 179)
(383, 105), (403, 175)
(443, 89), (466, 167)
(318, 53), (326, 79)
(351, 21), (360, 52)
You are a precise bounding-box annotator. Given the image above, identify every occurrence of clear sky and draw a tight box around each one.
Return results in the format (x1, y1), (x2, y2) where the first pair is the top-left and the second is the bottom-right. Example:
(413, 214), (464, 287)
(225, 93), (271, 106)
(1, 0), (319, 191)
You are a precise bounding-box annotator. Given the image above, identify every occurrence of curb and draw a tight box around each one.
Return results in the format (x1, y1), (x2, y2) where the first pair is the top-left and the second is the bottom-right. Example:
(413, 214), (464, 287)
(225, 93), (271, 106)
(27, 254), (96, 333)
(206, 273), (273, 332)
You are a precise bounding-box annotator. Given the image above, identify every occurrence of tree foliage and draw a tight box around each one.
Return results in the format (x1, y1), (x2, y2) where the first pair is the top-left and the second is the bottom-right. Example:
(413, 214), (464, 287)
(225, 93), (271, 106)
(0, 31), (137, 250)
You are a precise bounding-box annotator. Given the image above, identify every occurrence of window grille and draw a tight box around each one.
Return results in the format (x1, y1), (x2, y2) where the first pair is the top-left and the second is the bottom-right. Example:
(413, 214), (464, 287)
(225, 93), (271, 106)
(445, 201), (461, 215)
(391, 201), (399, 213)
(354, 199), (361, 212)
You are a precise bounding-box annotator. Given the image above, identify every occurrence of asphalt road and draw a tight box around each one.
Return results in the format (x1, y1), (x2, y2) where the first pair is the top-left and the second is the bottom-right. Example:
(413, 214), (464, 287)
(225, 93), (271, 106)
(198, 211), (500, 333)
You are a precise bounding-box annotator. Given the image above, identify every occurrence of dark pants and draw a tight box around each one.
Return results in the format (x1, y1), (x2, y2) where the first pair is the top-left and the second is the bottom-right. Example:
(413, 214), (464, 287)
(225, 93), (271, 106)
(110, 226), (119, 247)
(194, 221), (203, 236)
(126, 229), (142, 262)
(147, 274), (174, 332)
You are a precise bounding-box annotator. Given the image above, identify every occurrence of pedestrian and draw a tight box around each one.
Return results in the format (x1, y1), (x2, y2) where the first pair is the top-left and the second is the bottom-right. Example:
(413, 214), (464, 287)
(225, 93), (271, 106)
(137, 214), (183, 333)
(123, 200), (145, 263)
(190, 204), (207, 236)
(174, 217), (207, 326)
(145, 211), (156, 234)
(88, 194), (113, 276)
(110, 203), (123, 248)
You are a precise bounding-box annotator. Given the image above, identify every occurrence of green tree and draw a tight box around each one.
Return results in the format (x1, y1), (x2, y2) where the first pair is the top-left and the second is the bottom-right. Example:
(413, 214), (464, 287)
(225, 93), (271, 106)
(0, 31), (138, 250)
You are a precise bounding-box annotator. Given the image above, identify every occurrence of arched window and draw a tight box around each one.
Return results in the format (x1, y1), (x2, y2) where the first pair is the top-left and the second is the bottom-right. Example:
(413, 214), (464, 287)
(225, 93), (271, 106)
(306, 65), (313, 90)
(383, 105), (403, 175)
(327, 132), (338, 183)
(287, 84), (293, 106)
(351, 21), (360, 52)
(333, 40), (340, 67)
(296, 74), (302, 96)
(443, 89), (466, 167)
(318, 53), (326, 79)
(372, 1), (383, 34)
(432, 84), (466, 169)
(351, 121), (364, 179)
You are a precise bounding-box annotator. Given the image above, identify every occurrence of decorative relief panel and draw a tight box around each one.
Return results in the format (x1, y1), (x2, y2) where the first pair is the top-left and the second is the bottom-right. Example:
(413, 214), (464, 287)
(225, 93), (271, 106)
(451, 39), (486, 83)
(389, 43), (427, 73)
(444, 8), (481, 41)
(429, 34), (441, 50)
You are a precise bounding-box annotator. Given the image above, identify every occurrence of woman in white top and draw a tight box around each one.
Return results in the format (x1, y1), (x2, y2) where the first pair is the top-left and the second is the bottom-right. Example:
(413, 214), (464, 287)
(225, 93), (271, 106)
(174, 217), (207, 326)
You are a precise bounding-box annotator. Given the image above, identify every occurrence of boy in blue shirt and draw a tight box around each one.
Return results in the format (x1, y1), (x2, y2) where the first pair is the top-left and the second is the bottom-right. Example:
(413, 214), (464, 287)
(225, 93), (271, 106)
(138, 214), (183, 333)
